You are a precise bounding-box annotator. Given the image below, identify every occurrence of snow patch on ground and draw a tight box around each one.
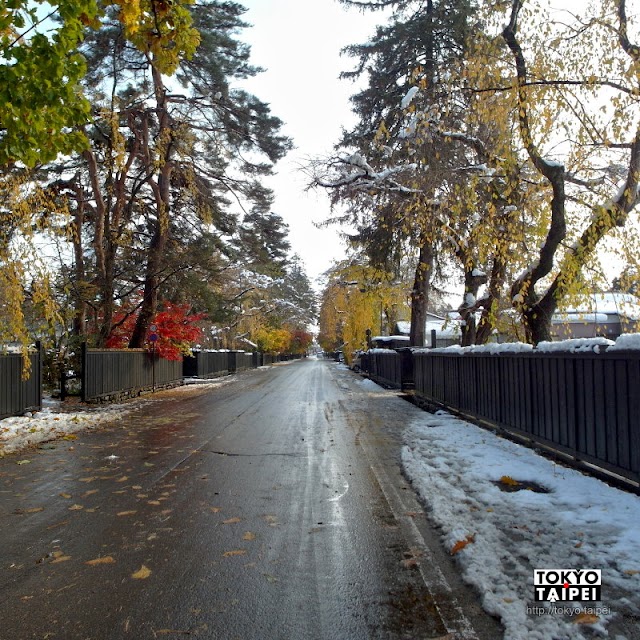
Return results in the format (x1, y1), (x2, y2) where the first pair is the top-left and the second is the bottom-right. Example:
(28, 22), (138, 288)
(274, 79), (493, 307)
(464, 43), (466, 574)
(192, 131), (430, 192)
(0, 403), (132, 455)
(402, 409), (640, 640)
(1, 377), (237, 455)
(357, 378), (382, 391)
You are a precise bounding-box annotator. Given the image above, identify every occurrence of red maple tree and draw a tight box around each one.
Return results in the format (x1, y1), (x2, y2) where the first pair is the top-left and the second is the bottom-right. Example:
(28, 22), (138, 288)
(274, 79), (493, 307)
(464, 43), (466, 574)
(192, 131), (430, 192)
(289, 329), (313, 354)
(106, 302), (205, 360)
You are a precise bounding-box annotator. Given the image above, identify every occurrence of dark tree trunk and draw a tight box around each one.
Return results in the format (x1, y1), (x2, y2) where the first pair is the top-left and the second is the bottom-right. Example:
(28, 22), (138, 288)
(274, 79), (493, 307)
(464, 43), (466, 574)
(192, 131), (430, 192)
(409, 240), (434, 347)
(523, 301), (553, 345)
(71, 180), (87, 338)
(459, 268), (487, 347)
(128, 66), (172, 349)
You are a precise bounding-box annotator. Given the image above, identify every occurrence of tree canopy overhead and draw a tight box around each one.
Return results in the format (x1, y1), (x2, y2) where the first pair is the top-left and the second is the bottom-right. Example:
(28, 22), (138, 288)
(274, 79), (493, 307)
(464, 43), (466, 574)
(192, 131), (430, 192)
(1, 0), (316, 364)
(315, 0), (640, 346)
(0, 0), (97, 166)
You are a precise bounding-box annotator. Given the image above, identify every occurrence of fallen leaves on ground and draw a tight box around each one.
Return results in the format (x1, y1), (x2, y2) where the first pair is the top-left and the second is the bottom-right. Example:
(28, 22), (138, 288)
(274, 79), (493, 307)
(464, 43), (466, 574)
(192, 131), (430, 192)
(86, 556), (116, 566)
(573, 613), (599, 625)
(51, 551), (71, 564)
(117, 510), (137, 517)
(223, 550), (246, 557)
(15, 507), (44, 514)
(132, 565), (152, 579)
(222, 517), (241, 525)
(450, 534), (476, 555)
(401, 547), (424, 569)
(243, 532), (256, 541)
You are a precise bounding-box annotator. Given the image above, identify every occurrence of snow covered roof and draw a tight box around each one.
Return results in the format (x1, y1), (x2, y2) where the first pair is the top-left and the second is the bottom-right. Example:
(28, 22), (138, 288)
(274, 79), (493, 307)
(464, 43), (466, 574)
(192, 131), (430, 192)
(551, 312), (609, 324)
(395, 313), (456, 338)
(557, 292), (640, 321)
(425, 319), (461, 338)
(371, 335), (410, 344)
(395, 321), (411, 335)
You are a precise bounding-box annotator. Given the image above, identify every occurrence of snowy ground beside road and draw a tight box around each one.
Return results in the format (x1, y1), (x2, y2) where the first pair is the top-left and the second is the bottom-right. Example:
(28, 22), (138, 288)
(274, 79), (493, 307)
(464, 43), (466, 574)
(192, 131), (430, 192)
(0, 377), (234, 456)
(0, 401), (133, 455)
(400, 402), (640, 640)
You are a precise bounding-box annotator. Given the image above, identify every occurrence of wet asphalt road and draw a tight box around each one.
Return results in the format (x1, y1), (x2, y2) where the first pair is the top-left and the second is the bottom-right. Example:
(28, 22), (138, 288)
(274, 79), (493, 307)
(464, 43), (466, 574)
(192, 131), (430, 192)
(0, 359), (503, 640)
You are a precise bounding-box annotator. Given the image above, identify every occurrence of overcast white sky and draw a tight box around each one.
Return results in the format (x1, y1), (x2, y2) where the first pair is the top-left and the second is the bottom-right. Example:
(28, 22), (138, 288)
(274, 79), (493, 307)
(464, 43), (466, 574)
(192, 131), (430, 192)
(238, 0), (385, 288)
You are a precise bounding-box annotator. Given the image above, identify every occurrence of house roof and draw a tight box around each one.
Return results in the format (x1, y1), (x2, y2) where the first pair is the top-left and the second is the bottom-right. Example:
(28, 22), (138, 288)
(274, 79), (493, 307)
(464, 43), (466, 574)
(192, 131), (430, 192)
(395, 313), (459, 338)
(555, 293), (640, 322)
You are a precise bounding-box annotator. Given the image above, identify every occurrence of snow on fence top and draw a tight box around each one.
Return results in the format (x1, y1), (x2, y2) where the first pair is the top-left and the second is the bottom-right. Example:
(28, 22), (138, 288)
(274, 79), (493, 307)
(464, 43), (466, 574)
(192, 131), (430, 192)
(411, 334), (640, 355)
(607, 333), (640, 351)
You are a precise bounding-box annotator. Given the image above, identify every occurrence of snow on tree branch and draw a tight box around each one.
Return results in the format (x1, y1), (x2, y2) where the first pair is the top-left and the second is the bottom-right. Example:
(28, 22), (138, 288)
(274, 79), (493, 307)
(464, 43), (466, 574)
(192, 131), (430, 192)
(312, 153), (421, 194)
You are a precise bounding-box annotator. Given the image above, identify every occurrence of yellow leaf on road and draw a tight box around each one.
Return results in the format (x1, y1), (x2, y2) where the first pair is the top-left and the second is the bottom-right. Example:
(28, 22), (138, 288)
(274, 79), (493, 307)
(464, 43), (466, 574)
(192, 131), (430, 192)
(223, 517), (241, 524)
(243, 532), (256, 541)
(51, 555), (72, 564)
(86, 556), (116, 566)
(117, 510), (137, 517)
(132, 565), (152, 579)
(223, 550), (246, 557)
(68, 504), (84, 511)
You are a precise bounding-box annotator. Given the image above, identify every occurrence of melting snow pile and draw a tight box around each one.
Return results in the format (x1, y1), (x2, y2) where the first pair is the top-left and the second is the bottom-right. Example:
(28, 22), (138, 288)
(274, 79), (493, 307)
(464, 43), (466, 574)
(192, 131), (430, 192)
(403, 410), (640, 640)
(0, 402), (132, 455)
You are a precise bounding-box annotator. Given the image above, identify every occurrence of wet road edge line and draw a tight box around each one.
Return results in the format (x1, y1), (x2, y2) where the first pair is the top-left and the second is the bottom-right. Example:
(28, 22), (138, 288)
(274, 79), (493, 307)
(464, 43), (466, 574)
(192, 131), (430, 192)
(358, 430), (480, 640)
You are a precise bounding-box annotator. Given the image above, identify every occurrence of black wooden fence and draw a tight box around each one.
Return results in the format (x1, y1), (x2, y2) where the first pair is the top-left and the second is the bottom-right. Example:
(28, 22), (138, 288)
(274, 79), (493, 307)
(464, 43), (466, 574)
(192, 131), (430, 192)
(0, 345), (42, 419)
(365, 349), (416, 390)
(182, 350), (299, 377)
(367, 349), (404, 389)
(412, 350), (640, 488)
(183, 351), (229, 378)
(228, 350), (254, 373)
(82, 347), (183, 402)
(1, 346), (304, 411)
